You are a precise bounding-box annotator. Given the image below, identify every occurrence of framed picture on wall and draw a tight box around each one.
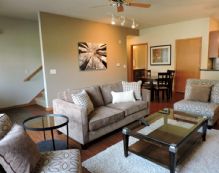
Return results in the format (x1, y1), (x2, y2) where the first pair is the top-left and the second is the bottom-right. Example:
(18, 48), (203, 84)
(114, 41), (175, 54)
(78, 42), (107, 71)
(150, 45), (171, 65)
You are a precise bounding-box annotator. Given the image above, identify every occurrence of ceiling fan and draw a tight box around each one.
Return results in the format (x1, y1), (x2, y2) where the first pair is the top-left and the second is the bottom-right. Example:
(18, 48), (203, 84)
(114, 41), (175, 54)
(110, 0), (151, 12)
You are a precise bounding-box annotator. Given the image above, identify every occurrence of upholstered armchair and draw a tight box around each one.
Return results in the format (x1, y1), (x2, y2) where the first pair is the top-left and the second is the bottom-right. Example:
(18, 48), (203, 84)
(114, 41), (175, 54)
(0, 113), (82, 173)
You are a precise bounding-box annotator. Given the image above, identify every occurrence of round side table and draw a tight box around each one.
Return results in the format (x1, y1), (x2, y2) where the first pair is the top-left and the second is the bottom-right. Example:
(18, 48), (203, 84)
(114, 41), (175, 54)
(23, 114), (69, 151)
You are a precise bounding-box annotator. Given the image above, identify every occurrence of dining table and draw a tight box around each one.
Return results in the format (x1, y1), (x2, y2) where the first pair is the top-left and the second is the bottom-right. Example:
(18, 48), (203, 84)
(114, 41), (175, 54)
(139, 76), (158, 101)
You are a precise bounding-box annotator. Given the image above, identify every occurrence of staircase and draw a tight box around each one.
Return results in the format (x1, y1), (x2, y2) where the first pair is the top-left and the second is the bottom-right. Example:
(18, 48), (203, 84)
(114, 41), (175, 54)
(34, 90), (46, 108)
(24, 65), (46, 108)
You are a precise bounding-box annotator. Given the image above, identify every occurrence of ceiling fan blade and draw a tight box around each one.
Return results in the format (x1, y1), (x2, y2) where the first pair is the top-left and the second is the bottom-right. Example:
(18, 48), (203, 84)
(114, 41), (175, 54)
(91, 4), (108, 8)
(117, 5), (124, 12)
(128, 3), (151, 8)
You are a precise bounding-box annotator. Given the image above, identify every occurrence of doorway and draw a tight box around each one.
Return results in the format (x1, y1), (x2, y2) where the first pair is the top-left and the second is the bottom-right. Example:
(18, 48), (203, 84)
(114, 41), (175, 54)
(130, 43), (148, 81)
(175, 37), (201, 93)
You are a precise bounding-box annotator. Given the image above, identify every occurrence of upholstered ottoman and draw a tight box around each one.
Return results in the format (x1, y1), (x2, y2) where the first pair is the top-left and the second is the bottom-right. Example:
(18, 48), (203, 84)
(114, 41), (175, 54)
(35, 149), (81, 173)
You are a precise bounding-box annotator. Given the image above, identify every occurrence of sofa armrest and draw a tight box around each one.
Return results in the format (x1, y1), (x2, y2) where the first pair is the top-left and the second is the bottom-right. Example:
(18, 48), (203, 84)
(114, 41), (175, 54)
(53, 99), (89, 144)
(141, 89), (151, 112)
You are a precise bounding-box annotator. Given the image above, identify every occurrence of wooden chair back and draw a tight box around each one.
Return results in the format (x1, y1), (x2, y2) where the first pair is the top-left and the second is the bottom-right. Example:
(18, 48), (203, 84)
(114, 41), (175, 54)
(145, 69), (151, 78)
(157, 72), (170, 88)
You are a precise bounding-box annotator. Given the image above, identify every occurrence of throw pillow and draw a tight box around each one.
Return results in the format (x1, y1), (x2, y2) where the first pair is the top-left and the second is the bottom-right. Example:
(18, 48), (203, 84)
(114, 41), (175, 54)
(122, 81), (142, 100)
(186, 85), (211, 102)
(0, 114), (12, 140)
(72, 90), (94, 114)
(111, 90), (136, 104)
(0, 124), (41, 173)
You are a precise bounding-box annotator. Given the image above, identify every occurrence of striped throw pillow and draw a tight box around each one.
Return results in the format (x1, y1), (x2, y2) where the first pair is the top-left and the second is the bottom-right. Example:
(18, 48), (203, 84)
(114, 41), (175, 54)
(122, 81), (142, 100)
(72, 90), (94, 115)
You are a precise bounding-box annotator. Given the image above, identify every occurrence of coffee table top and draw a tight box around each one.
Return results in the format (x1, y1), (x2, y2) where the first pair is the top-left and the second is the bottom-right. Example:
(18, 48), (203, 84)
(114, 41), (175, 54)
(124, 109), (207, 147)
(23, 114), (69, 131)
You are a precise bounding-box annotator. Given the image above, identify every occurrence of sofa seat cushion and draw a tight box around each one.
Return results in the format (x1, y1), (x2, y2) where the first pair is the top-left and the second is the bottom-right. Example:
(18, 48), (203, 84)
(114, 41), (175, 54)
(35, 149), (81, 173)
(107, 101), (147, 116)
(89, 106), (124, 131)
(174, 99), (219, 124)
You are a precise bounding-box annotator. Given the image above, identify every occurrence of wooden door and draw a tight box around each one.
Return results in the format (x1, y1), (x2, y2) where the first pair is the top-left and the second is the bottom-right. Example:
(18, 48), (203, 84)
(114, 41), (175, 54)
(175, 37), (201, 92)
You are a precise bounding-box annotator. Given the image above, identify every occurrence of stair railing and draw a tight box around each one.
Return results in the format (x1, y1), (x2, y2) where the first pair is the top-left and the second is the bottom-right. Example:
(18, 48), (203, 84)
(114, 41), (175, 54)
(24, 66), (42, 82)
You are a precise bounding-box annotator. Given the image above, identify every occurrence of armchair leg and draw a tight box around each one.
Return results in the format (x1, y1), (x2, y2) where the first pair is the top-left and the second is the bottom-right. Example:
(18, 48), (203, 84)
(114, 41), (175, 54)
(81, 144), (89, 150)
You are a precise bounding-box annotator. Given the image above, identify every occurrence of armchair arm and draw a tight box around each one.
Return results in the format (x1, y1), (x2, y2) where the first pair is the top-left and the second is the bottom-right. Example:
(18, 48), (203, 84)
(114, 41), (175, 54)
(53, 99), (89, 144)
(141, 89), (151, 113)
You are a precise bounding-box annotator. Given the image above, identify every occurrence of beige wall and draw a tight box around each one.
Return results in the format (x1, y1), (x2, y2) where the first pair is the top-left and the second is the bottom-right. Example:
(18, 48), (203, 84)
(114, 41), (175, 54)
(129, 18), (210, 76)
(0, 16), (43, 108)
(39, 12), (138, 107)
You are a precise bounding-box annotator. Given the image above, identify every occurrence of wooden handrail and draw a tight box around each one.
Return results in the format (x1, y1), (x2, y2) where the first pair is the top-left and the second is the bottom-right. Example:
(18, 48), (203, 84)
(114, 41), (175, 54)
(24, 66), (42, 81)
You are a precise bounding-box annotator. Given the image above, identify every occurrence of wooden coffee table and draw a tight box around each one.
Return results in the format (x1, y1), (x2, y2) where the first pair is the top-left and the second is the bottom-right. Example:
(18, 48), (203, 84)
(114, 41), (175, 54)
(122, 109), (208, 173)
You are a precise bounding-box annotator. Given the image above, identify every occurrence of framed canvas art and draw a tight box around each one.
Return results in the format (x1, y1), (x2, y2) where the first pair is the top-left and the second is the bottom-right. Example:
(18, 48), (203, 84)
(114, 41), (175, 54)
(150, 45), (171, 65)
(78, 42), (107, 71)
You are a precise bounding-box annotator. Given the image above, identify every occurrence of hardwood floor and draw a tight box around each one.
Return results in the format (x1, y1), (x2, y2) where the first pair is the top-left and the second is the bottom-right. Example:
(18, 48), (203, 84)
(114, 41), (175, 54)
(3, 92), (219, 172)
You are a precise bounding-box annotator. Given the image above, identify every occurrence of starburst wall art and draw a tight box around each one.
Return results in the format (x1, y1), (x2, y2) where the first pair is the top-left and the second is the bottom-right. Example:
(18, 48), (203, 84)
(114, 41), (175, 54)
(78, 42), (107, 71)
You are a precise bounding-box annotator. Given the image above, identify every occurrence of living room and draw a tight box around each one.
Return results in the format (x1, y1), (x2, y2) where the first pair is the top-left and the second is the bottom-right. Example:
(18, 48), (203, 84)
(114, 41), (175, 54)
(1, 0), (219, 173)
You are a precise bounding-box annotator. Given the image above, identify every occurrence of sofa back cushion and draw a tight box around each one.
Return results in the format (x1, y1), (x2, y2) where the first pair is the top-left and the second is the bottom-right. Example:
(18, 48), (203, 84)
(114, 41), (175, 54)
(100, 82), (123, 105)
(211, 83), (219, 103)
(59, 86), (104, 107)
(184, 79), (217, 100)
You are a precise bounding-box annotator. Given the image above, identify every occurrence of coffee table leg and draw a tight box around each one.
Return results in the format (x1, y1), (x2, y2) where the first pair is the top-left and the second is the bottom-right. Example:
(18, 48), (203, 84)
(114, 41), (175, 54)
(122, 128), (129, 157)
(169, 145), (177, 173)
(202, 120), (208, 141)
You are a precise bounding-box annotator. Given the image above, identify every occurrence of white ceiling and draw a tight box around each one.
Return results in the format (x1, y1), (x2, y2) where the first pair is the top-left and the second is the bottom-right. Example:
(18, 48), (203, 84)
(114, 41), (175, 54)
(1, 0), (219, 29)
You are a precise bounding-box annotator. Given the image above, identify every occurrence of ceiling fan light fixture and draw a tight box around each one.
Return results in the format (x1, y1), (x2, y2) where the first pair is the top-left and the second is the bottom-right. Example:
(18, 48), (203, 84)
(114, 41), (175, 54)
(120, 16), (126, 26)
(131, 19), (136, 29)
(111, 14), (116, 25)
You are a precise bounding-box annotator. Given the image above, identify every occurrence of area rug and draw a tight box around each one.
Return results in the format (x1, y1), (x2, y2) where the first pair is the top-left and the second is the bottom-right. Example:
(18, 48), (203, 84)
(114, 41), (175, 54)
(82, 119), (219, 173)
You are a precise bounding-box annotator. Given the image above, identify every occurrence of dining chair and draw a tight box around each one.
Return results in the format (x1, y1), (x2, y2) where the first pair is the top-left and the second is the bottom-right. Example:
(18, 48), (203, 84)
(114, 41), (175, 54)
(142, 69), (152, 86)
(142, 69), (154, 101)
(133, 69), (145, 82)
(145, 69), (151, 78)
(153, 72), (170, 102)
(167, 70), (175, 98)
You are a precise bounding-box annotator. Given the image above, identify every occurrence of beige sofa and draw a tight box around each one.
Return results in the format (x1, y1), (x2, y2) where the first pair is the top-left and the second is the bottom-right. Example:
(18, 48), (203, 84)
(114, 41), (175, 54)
(174, 79), (219, 126)
(53, 82), (150, 145)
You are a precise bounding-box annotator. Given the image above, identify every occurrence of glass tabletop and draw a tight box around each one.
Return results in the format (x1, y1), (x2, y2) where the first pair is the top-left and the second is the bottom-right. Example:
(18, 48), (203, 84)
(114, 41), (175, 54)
(23, 114), (69, 131)
(126, 109), (207, 146)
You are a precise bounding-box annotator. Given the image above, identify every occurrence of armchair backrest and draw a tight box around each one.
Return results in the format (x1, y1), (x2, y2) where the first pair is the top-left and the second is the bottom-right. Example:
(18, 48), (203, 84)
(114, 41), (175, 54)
(185, 79), (219, 103)
(0, 114), (12, 140)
